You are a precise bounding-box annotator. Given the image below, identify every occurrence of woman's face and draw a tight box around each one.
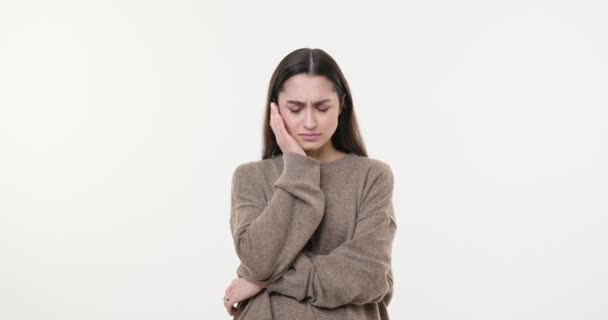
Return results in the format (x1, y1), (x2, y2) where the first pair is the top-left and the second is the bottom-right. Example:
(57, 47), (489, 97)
(276, 74), (342, 153)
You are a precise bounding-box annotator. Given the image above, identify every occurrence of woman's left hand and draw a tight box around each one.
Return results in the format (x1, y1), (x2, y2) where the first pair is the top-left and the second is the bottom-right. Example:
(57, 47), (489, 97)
(223, 277), (268, 316)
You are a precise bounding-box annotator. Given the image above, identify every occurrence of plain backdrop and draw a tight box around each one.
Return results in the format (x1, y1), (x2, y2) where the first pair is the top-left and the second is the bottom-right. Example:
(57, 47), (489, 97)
(1, 0), (607, 319)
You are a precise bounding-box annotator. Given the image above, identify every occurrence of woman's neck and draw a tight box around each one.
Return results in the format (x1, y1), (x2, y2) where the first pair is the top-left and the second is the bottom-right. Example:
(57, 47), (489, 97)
(305, 145), (347, 163)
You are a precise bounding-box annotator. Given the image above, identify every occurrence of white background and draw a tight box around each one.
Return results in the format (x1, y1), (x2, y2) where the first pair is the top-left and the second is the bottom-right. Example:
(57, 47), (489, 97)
(1, 0), (607, 319)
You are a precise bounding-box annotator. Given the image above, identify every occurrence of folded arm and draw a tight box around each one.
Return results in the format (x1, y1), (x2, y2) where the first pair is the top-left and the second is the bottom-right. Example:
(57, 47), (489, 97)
(265, 162), (396, 308)
(230, 152), (325, 283)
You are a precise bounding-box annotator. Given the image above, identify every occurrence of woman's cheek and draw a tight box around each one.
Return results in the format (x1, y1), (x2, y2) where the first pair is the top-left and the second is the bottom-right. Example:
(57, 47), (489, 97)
(283, 118), (296, 134)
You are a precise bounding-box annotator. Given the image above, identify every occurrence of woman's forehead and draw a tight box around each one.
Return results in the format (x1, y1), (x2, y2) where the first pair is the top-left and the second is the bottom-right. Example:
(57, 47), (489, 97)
(281, 74), (336, 99)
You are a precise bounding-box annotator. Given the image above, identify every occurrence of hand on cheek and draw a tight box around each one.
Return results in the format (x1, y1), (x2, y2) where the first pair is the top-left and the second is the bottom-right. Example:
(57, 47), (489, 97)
(269, 102), (305, 156)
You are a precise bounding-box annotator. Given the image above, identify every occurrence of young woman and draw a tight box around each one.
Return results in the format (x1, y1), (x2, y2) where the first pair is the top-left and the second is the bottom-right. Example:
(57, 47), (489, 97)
(224, 48), (397, 319)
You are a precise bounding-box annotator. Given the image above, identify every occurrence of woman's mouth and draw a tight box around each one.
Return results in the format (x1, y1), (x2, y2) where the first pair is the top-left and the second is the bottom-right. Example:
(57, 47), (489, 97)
(299, 133), (320, 141)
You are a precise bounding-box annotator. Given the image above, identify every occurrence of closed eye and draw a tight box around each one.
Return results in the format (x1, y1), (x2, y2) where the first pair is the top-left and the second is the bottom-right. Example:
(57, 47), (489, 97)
(288, 107), (330, 113)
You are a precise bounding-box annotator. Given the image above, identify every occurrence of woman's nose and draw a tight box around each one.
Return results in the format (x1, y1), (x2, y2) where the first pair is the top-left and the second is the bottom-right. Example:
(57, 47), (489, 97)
(304, 109), (317, 129)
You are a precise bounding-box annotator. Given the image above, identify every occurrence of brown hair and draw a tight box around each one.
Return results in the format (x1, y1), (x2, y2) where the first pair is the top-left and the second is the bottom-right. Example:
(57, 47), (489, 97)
(261, 48), (367, 159)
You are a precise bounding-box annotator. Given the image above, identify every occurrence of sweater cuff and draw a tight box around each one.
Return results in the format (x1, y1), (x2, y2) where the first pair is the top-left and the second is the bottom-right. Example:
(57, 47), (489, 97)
(274, 152), (321, 187)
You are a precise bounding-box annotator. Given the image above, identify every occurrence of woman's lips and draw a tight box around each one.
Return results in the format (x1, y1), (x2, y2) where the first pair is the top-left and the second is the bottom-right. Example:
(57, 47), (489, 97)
(300, 134), (320, 141)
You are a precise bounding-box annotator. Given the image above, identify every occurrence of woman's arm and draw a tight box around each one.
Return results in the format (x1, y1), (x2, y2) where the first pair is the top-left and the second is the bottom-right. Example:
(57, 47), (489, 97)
(230, 152), (325, 283)
(264, 163), (396, 309)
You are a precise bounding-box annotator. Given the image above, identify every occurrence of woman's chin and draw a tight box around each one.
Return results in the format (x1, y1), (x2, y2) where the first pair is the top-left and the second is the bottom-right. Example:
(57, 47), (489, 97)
(299, 140), (319, 148)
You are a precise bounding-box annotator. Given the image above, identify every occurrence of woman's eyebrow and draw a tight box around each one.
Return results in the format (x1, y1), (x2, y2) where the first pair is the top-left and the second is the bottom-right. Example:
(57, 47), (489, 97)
(286, 99), (331, 106)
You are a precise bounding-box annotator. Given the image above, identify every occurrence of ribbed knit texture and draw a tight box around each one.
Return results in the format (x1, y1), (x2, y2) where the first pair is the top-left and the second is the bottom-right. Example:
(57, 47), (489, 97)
(230, 152), (396, 320)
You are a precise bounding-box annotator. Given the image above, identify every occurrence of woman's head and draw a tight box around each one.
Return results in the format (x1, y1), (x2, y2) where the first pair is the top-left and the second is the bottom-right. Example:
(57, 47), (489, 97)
(262, 48), (367, 159)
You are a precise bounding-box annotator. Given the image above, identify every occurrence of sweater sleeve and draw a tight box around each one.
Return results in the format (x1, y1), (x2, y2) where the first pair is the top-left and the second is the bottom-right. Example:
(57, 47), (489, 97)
(230, 152), (326, 283)
(264, 162), (396, 308)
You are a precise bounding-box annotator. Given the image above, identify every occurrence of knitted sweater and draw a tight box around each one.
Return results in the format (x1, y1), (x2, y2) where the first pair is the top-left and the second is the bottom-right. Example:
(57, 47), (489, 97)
(229, 152), (396, 320)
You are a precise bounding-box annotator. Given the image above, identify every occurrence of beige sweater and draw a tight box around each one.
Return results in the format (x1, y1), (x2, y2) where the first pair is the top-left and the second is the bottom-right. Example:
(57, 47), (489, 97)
(230, 152), (396, 320)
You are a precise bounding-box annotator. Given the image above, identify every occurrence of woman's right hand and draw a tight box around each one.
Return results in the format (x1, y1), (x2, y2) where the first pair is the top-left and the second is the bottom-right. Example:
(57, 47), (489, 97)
(224, 277), (268, 317)
(269, 102), (306, 156)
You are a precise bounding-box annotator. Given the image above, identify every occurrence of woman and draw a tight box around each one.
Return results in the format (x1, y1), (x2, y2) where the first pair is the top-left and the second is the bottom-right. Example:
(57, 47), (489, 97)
(224, 48), (396, 319)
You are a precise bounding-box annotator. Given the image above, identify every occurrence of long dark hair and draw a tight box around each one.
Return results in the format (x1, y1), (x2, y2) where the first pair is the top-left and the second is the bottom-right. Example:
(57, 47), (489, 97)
(261, 48), (368, 159)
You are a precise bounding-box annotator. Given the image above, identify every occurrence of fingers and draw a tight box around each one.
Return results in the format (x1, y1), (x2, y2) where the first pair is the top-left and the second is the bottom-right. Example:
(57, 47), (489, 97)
(271, 102), (289, 139)
(276, 110), (287, 137)
(224, 280), (236, 316)
(224, 296), (235, 315)
(269, 102), (276, 134)
(270, 102), (303, 155)
(229, 305), (237, 316)
(270, 102), (284, 142)
(224, 282), (233, 298)
(273, 103), (288, 135)
(271, 103), (281, 132)
(224, 291), (236, 315)
(224, 295), (239, 316)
